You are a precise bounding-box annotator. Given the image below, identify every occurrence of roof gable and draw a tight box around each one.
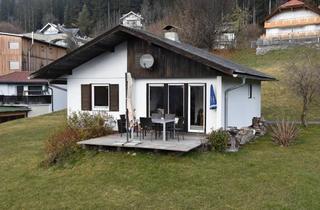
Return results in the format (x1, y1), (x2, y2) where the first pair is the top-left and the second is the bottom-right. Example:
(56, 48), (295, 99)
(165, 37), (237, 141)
(30, 25), (275, 81)
(39, 23), (60, 34)
(266, 0), (320, 21)
(120, 11), (143, 20)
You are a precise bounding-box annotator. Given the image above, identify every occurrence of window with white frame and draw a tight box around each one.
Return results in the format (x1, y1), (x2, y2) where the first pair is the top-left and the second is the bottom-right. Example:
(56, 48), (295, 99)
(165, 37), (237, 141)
(92, 84), (109, 110)
(9, 61), (20, 70)
(8, 42), (19, 50)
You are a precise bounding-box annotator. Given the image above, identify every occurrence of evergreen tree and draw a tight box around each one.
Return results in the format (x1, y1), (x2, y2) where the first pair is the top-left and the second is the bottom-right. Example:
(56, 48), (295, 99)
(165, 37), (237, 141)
(77, 4), (92, 35)
(64, 3), (72, 27)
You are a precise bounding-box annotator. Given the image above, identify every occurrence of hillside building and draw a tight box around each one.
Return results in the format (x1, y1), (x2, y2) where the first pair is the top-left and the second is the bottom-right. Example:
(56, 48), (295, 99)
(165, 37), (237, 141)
(120, 11), (144, 30)
(0, 32), (67, 76)
(256, 0), (320, 54)
(24, 23), (90, 49)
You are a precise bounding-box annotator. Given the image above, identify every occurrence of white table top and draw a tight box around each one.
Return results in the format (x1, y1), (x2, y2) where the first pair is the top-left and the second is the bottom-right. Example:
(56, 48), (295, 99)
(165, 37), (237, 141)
(152, 118), (175, 124)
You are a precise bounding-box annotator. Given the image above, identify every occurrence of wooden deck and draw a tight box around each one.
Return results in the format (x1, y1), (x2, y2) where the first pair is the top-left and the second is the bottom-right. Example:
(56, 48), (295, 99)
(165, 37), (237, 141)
(78, 133), (207, 153)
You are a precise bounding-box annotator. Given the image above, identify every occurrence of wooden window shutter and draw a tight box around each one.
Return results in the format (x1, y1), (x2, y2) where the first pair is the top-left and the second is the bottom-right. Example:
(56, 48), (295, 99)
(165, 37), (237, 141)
(81, 84), (92, 111)
(109, 84), (119, 111)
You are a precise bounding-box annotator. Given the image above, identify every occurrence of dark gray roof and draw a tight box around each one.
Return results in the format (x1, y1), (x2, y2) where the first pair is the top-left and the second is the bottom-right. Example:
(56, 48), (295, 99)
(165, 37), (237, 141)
(137, 29), (274, 80)
(31, 25), (275, 81)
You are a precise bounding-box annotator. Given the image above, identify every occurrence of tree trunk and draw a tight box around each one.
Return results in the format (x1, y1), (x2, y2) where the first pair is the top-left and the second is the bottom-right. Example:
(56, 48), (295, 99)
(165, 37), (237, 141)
(301, 102), (308, 127)
(269, 0), (272, 14)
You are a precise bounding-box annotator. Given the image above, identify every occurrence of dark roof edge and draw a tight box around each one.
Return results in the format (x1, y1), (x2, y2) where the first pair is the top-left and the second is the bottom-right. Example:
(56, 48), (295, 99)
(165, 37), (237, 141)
(236, 73), (276, 81)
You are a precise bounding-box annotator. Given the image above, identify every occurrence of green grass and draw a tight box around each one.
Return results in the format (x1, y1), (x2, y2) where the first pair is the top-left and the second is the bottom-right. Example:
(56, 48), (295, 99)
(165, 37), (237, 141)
(1, 111), (320, 209)
(223, 47), (320, 121)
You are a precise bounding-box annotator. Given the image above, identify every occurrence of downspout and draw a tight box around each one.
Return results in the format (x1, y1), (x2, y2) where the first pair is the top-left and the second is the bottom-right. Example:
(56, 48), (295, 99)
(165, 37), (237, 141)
(47, 82), (54, 112)
(224, 75), (247, 129)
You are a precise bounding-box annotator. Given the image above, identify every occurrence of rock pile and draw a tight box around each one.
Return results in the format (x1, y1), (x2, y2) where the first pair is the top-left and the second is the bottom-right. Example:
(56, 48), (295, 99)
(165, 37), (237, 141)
(226, 117), (267, 152)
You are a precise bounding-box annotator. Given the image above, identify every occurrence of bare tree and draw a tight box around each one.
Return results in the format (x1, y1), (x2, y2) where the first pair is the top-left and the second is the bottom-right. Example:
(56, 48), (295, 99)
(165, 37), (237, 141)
(0, 21), (23, 33)
(147, 0), (229, 50)
(286, 50), (320, 127)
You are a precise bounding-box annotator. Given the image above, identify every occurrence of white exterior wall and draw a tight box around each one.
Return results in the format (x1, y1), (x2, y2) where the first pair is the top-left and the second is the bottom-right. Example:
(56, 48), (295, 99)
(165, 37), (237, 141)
(28, 104), (52, 117)
(266, 9), (320, 37)
(0, 84), (14, 95)
(50, 85), (67, 111)
(66, 42), (127, 121)
(222, 78), (261, 128)
(134, 78), (219, 134)
(269, 9), (318, 21)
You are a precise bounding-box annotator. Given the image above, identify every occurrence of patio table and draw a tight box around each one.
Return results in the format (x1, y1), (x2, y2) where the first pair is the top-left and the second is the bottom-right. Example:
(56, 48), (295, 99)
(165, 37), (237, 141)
(152, 118), (175, 142)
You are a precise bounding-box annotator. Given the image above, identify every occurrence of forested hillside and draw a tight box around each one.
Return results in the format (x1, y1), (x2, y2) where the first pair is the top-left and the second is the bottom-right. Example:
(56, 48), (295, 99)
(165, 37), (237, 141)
(0, 0), (320, 39)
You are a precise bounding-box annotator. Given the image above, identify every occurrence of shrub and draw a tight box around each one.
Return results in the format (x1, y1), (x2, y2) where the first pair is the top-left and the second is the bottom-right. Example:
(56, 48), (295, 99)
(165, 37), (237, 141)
(68, 112), (114, 139)
(208, 129), (230, 152)
(42, 127), (80, 166)
(43, 112), (114, 166)
(270, 120), (299, 147)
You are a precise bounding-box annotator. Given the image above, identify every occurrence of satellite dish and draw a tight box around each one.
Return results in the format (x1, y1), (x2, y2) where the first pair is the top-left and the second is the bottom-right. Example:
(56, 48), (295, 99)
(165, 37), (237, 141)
(140, 54), (154, 69)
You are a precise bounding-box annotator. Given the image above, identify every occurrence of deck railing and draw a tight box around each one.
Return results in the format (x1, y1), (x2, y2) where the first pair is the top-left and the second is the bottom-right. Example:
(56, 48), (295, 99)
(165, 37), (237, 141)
(0, 95), (52, 105)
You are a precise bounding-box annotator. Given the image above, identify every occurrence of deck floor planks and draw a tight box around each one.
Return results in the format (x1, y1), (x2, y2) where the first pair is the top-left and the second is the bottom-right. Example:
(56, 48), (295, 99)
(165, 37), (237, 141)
(78, 134), (206, 152)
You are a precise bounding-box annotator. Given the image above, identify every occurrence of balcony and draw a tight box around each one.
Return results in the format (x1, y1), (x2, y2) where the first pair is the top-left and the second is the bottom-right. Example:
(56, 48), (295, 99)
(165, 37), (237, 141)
(265, 17), (320, 29)
(260, 31), (320, 40)
(0, 95), (52, 105)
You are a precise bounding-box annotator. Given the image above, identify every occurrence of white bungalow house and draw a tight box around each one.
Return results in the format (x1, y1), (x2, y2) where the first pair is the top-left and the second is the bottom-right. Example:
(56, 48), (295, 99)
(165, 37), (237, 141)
(31, 25), (275, 134)
(257, 0), (320, 54)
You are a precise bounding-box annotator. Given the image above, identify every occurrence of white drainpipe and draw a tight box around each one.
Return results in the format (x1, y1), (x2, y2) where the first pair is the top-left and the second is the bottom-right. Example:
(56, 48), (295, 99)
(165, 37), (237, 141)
(224, 75), (247, 129)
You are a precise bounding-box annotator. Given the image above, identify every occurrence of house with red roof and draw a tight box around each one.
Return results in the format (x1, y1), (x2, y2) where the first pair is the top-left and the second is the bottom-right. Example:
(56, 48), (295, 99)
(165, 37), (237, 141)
(257, 0), (320, 54)
(0, 71), (67, 122)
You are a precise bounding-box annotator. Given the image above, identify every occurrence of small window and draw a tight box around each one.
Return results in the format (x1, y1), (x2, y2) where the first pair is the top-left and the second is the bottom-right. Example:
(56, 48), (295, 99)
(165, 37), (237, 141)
(9, 61), (20, 70)
(28, 86), (43, 96)
(248, 84), (253, 99)
(9, 42), (19, 49)
(92, 84), (109, 110)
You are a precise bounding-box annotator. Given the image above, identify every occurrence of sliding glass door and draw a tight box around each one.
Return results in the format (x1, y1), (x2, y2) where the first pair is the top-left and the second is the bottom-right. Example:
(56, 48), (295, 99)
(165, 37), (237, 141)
(168, 85), (184, 117)
(188, 84), (205, 133)
(148, 83), (206, 133)
(148, 84), (184, 118)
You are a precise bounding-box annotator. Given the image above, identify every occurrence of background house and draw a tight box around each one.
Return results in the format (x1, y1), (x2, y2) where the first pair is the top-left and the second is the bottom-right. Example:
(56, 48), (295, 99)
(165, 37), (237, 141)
(0, 32), (68, 122)
(0, 72), (67, 119)
(215, 23), (236, 49)
(24, 23), (90, 49)
(0, 32), (67, 76)
(120, 11), (144, 30)
(257, 0), (320, 54)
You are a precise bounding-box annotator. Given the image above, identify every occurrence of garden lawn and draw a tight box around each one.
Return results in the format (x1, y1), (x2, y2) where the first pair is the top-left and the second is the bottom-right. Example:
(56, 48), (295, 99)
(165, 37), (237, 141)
(1, 111), (320, 209)
(219, 47), (320, 121)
